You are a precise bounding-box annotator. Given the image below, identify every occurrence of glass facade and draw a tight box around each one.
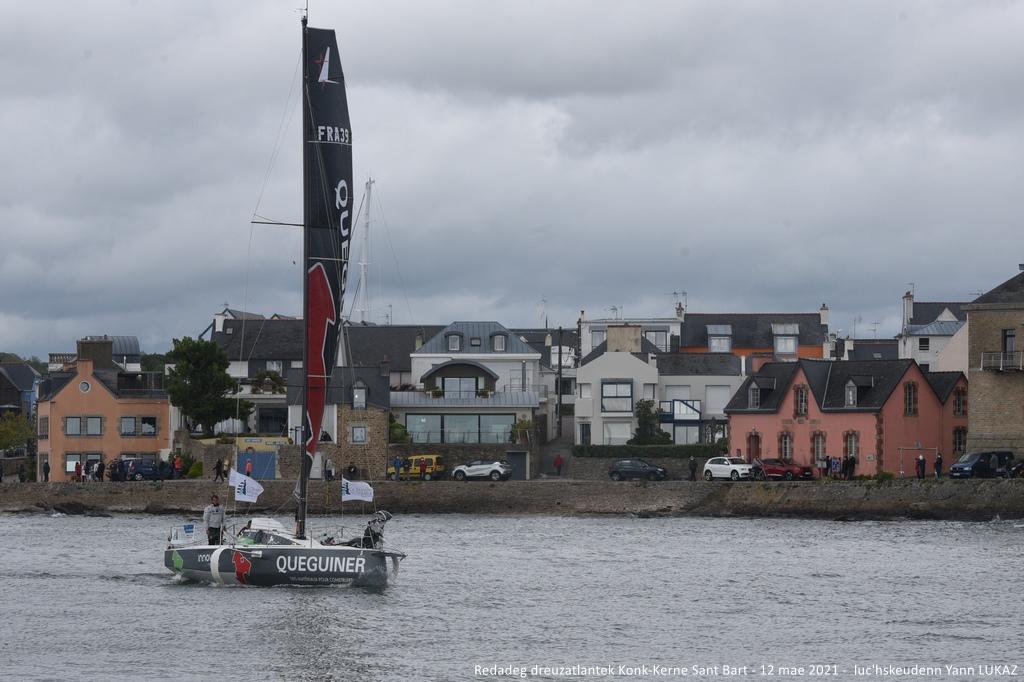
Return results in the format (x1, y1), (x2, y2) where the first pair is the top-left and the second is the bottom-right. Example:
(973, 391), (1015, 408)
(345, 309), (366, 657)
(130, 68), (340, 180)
(406, 414), (515, 444)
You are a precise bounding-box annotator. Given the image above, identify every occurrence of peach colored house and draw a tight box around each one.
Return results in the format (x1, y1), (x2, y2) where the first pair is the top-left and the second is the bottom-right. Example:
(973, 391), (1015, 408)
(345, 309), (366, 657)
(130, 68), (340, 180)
(726, 359), (967, 477)
(35, 338), (170, 482)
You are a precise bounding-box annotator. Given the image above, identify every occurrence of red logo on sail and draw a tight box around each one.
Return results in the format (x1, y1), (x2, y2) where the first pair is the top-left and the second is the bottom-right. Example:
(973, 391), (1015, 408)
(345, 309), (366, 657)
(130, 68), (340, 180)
(232, 550), (253, 585)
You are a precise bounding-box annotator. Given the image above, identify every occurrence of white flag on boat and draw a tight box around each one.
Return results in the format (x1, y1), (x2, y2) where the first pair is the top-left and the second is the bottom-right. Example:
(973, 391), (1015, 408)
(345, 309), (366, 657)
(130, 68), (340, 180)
(341, 478), (373, 502)
(229, 468), (264, 503)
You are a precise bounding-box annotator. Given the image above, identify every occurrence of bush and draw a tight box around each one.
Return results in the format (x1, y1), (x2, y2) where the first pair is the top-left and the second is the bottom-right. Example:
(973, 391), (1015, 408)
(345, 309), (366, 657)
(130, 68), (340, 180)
(572, 443), (723, 459)
(186, 461), (203, 478)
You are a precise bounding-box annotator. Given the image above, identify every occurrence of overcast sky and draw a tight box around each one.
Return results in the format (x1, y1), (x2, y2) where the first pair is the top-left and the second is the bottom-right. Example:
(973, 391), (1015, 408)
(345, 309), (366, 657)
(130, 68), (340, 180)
(2, 0), (1022, 358)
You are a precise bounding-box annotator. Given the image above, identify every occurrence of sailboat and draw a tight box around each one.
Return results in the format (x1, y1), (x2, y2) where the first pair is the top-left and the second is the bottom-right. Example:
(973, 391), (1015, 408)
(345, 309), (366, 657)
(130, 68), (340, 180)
(163, 16), (404, 587)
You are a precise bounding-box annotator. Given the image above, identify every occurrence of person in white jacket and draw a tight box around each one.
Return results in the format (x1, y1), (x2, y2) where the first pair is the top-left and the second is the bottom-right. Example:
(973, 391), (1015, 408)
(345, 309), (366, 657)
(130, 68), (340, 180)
(203, 494), (226, 545)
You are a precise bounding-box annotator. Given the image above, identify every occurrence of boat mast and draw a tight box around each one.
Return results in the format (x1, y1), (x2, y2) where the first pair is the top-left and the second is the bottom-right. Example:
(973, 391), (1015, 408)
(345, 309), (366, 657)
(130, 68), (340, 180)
(297, 12), (311, 540)
(356, 177), (373, 322)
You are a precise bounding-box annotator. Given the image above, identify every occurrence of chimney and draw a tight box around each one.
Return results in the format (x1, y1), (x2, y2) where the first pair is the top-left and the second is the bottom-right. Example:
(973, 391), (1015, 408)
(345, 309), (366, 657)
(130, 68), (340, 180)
(819, 303), (829, 327)
(607, 324), (641, 353)
(214, 313), (225, 334)
(380, 354), (390, 378)
(544, 333), (552, 347)
(77, 336), (116, 370)
(902, 291), (914, 330)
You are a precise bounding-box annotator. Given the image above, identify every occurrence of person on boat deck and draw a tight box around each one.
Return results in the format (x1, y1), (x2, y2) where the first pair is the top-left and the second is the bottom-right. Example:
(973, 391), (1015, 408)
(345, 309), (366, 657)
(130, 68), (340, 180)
(203, 494), (226, 545)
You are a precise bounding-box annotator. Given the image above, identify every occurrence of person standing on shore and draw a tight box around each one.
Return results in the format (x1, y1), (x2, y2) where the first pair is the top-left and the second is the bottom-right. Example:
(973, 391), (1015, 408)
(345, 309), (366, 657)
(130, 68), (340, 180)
(688, 456), (697, 481)
(916, 453), (926, 479)
(74, 460), (82, 483)
(96, 460), (105, 482)
(418, 458), (427, 480)
(17, 463), (26, 483)
(213, 458), (224, 482)
(392, 455), (402, 481)
(554, 453), (564, 477)
(245, 457), (254, 478)
(934, 452), (943, 479)
(42, 461), (50, 482)
(173, 454), (183, 480)
(203, 494), (226, 545)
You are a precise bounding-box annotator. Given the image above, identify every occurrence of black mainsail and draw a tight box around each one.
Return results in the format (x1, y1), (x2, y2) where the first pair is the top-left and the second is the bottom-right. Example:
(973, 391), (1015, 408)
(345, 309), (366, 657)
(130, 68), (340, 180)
(298, 18), (352, 538)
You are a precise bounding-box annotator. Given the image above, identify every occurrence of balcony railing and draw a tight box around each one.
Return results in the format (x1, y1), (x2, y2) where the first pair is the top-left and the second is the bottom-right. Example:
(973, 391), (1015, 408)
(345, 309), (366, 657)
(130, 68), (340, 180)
(408, 385), (548, 399)
(981, 351), (1023, 372)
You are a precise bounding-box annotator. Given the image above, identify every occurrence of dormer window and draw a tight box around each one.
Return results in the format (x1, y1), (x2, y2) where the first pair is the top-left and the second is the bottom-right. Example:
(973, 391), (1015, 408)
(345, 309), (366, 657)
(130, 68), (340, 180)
(591, 329), (606, 348)
(707, 325), (732, 353)
(415, 333), (423, 350)
(447, 334), (462, 351)
(492, 334), (506, 352)
(748, 386), (760, 409)
(845, 381), (857, 407)
(352, 384), (367, 410)
(774, 336), (797, 354)
(470, 337), (482, 348)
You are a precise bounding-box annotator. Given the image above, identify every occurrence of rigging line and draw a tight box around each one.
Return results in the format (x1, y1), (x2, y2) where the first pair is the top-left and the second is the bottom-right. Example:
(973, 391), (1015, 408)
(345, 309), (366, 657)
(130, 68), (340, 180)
(373, 188), (419, 331)
(253, 48), (303, 218)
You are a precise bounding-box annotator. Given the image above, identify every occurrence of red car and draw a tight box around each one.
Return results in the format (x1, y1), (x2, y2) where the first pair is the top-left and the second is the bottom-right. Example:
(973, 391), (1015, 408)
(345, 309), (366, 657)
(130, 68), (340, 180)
(753, 458), (815, 481)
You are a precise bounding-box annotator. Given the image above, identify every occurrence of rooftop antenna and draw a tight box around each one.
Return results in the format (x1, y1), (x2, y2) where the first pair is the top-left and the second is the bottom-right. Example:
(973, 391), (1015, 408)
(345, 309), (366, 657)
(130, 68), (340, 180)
(852, 315), (862, 339)
(870, 322), (880, 339)
(664, 290), (687, 309)
(906, 282), (916, 297)
(604, 305), (622, 320)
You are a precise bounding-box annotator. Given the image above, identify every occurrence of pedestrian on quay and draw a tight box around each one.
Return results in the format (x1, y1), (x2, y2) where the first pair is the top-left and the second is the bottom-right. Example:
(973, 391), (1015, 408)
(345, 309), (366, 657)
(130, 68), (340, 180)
(213, 458), (224, 482)
(554, 453), (564, 477)
(831, 456), (840, 479)
(203, 494), (226, 545)
(173, 454), (183, 480)
(42, 460), (50, 482)
(74, 460), (82, 483)
(848, 453), (857, 480)
(916, 453), (926, 479)
(935, 451), (943, 479)
(324, 458), (334, 481)
(96, 460), (105, 482)
(0, 466), (4, 483)
(419, 458), (427, 480)
(346, 463), (357, 480)
(17, 463), (26, 483)
(688, 455), (697, 481)
(392, 455), (402, 481)
(245, 456), (254, 477)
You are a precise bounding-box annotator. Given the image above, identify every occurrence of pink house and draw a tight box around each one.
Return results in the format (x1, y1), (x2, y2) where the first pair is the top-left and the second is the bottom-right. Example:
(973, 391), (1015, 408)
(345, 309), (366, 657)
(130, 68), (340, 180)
(725, 359), (967, 476)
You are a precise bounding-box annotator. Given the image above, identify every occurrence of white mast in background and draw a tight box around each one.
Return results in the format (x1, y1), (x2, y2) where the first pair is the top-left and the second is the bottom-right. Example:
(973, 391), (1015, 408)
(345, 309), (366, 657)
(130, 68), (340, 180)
(356, 177), (374, 323)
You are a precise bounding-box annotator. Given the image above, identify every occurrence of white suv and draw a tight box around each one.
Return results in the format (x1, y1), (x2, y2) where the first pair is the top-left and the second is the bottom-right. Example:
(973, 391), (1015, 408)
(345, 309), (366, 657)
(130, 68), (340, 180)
(703, 456), (753, 481)
(452, 459), (513, 481)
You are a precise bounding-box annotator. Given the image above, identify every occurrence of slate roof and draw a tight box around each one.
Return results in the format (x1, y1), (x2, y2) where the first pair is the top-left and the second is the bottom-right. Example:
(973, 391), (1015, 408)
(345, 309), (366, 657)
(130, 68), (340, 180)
(38, 369), (166, 401)
(0, 363), (40, 392)
(656, 353), (742, 376)
(38, 372), (75, 401)
(908, 302), (967, 325)
(346, 324), (445, 371)
(286, 367), (390, 409)
(970, 271), (1024, 306)
(923, 371), (964, 403)
(416, 322), (539, 356)
(681, 313), (827, 348)
(579, 338), (661, 367)
(727, 359), (918, 413)
(847, 339), (899, 361)
(212, 319), (303, 361)
(905, 320), (964, 337)
(223, 308), (266, 320)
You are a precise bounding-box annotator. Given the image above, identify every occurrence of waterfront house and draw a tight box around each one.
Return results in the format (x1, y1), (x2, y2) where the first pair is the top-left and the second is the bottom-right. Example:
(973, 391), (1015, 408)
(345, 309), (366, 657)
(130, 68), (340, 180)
(897, 291), (969, 373)
(963, 268), (1024, 457)
(726, 358), (967, 476)
(678, 306), (830, 362)
(656, 352), (745, 444)
(35, 337), (170, 482)
(0, 362), (41, 418)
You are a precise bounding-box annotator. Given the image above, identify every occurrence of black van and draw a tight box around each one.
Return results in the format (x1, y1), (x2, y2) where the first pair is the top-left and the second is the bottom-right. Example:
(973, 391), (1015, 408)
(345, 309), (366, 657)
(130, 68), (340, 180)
(948, 451), (1014, 478)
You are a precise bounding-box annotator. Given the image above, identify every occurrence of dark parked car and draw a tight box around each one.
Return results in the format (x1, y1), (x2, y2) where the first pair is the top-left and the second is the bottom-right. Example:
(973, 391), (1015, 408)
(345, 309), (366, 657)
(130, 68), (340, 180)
(125, 459), (165, 481)
(948, 451), (1014, 479)
(1009, 460), (1024, 479)
(608, 459), (668, 481)
(752, 458), (815, 481)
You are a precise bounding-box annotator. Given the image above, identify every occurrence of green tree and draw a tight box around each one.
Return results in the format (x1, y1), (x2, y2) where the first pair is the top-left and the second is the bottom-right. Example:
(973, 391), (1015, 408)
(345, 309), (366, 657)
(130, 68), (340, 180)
(251, 370), (285, 394)
(628, 399), (672, 445)
(165, 337), (252, 436)
(0, 412), (34, 451)
(388, 414), (410, 443)
(141, 352), (168, 372)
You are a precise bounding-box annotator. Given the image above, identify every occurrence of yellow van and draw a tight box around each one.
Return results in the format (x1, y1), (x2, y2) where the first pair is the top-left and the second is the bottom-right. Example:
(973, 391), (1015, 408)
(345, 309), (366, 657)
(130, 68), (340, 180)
(387, 454), (445, 481)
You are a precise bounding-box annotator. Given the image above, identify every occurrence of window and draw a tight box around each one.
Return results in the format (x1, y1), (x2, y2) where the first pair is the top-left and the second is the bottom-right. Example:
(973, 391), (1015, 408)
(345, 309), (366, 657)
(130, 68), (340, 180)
(579, 383), (592, 399)
(480, 415), (515, 443)
(920, 363), (930, 372)
(140, 417), (157, 436)
(38, 417), (48, 439)
(352, 387), (367, 410)
(812, 433), (825, 460)
(266, 360), (282, 374)
(748, 386), (760, 409)
(1003, 329), (1016, 353)
(846, 432), (859, 457)
(904, 382), (918, 416)
(470, 337), (482, 348)
(579, 422), (591, 446)
(351, 426), (367, 444)
(443, 377), (477, 398)
(406, 414), (441, 443)
(845, 382), (857, 407)
(953, 427), (967, 455)
(447, 334), (462, 351)
(492, 335), (506, 352)
(780, 433), (793, 461)
(601, 381), (633, 412)
(709, 336), (731, 353)
(953, 388), (967, 416)
(644, 330), (668, 351)
(65, 453), (82, 473)
(774, 336), (797, 355)
(65, 417), (81, 436)
(602, 421), (631, 445)
(795, 386), (808, 417)
(591, 330), (606, 348)
(86, 417), (102, 435)
(643, 384), (656, 400)
(121, 417), (136, 436)
(79, 380), (91, 393)
(558, 378), (574, 396)
(444, 414), (480, 443)
(918, 337), (930, 351)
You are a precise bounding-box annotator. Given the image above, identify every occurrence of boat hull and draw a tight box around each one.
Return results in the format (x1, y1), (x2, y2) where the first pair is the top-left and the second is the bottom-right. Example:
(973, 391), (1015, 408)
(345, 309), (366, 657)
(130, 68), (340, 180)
(165, 544), (400, 587)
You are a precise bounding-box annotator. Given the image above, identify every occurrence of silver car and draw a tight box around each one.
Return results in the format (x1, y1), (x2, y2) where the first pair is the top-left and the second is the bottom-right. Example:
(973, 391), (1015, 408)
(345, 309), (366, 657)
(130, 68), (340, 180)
(703, 456), (753, 481)
(452, 459), (513, 481)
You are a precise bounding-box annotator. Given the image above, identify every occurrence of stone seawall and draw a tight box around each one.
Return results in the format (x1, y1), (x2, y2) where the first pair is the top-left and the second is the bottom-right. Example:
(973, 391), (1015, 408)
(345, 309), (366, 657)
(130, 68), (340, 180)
(2, 478), (1023, 520)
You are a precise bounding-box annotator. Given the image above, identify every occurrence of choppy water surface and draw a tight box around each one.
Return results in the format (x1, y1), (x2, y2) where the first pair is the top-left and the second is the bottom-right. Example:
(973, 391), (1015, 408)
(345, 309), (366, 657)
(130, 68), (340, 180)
(0, 513), (1021, 681)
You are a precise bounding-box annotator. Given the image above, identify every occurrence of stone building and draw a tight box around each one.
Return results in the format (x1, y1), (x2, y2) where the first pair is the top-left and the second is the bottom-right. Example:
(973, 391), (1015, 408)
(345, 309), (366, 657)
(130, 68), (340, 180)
(963, 269), (1024, 456)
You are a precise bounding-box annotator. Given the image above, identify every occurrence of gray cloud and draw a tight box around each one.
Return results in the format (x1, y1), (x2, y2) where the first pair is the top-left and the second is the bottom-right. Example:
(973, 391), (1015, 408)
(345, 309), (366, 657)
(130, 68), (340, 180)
(1, 0), (1020, 358)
